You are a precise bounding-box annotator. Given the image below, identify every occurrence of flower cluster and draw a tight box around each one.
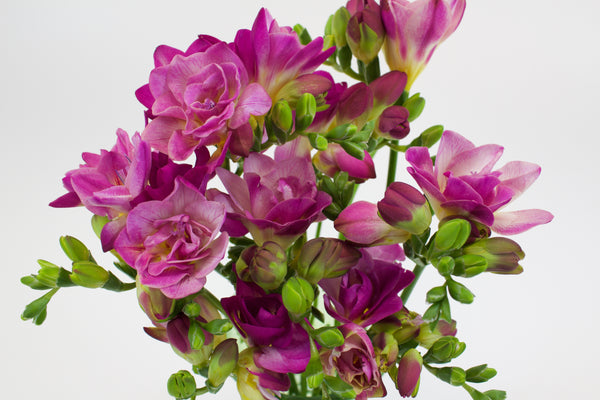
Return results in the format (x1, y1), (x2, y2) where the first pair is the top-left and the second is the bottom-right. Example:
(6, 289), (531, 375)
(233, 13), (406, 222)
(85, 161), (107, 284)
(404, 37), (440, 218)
(22, 2), (552, 400)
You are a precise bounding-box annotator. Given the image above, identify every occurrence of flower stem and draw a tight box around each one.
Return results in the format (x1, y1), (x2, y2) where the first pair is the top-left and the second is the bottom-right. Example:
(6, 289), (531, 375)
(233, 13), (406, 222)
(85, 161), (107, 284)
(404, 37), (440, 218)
(386, 140), (399, 187)
(200, 288), (225, 314)
(400, 260), (427, 305)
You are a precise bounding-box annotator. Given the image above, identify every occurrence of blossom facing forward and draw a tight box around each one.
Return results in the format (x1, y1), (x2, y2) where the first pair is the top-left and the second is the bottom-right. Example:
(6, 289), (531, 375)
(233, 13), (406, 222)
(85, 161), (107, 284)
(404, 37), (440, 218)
(406, 130), (553, 234)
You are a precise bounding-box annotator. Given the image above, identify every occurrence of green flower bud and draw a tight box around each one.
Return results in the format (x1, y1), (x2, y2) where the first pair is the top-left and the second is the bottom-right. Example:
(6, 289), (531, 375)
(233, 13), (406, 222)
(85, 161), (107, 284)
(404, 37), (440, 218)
(416, 319), (457, 349)
(282, 277), (315, 320)
(207, 339), (238, 390)
(447, 279), (474, 304)
(423, 336), (465, 364)
(435, 219), (471, 251)
(188, 319), (206, 350)
(431, 366), (466, 386)
(59, 235), (93, 263)
(463, 237), (525, 274)
(403, 93), (426, 122)
(426, 286), (447, 304)
(332, 7), (351, 47)
(295, 93), (317, 131)
(296, 238), (361, 284)
(465, 364), (498, 383)
(420, 125), (444, 148)
(70, 261), (109, 288)
(307, 132), (329, 151)
(269, 100), (293, 144)
(435, 256), (455, 276)
(202, 319), (233, 336)
(453, 254), (488, 277)
(312, 326), (345, 348)
(167, 370), (196, 399)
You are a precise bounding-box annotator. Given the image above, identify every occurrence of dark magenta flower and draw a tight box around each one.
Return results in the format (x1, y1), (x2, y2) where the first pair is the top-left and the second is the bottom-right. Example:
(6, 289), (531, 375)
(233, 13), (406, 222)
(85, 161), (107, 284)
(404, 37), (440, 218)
(319, 246), (414, 327)
(207, 150), (331, 249)
(114, 178), (229, 299)
(137, 37), (271, 160)
(377, 181), (432, 234)
(221, 280), (310, 374)
(320, 323), (386, 400)
(406, 130), (553, 235)
(50, 129), (151, 251)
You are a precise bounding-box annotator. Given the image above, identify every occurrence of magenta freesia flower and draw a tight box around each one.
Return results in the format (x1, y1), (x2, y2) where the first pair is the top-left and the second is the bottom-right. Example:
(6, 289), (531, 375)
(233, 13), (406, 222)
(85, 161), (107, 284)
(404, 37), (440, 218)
(320, 323), (386, 400)
(397, 348), (423, 397)
(382, 0), (466, 89)
(233, 8), (334, 103)
(207, 150), (331, 249)
(114, 178), (229, 299)
(313, 142), (376, 182)
(137, 37), (271, 160)
(222, 280), (310, 375)
(319, 246), (414, 327)
(50, 129), (151, 251)
(406, 130), (553, 235)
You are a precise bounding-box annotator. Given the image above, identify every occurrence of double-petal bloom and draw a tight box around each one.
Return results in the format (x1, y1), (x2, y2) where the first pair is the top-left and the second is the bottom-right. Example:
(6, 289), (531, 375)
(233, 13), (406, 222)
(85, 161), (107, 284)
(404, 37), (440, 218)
(207, 149), (331, 249)
(137, 37), (271, 160)
(114, 178), (229, 299)
(406, 131), (553, 234)
(382, 0), (466, 89)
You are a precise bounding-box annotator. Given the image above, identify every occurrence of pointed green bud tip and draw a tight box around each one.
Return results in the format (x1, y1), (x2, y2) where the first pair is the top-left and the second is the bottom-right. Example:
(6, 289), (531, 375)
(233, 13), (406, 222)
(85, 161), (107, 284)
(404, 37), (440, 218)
(433, 366), (466, 386)
(296, 93), (317, 131)
(435, 219), (471, 251)
(435, 256), (455, 277)
(420, 125), (444, 148)
(463, 237), (524, 275)
(312, 326), (344, 348)
(447, 279), (474, 304)
(207, 339), (238, 389)
(183, 302), (202, 319)
(167, 370), (196, 399)
(465, 364), (497, 383)
(332, 7), (351, 47)
(426, 286), (447, 304)
(307, 132), (329, 151)
(403, 93), (426, 122)
(271, 100), (293, 134)
(70, 262), (109, 288)
(282, 277), (315, 319)
(59, 236), (92, 263)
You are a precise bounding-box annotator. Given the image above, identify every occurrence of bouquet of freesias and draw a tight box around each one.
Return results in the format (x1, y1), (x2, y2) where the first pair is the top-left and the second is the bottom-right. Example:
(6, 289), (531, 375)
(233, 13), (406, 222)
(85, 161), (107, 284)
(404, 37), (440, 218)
(21, 1), (553, 399)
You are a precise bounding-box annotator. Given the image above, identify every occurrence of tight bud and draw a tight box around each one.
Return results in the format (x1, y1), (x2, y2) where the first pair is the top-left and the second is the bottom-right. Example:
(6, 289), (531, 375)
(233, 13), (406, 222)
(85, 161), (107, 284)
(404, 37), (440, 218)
(376, 106), (410, 140)
(69, 262), (109, 288)
(282, 277), (315, 320)
(397, 348), (422, 398)
(237, 242), (287, 291)
(333, 7), (351, 47)
(207, 339), (239, 390)
(435, 219), (471, 251)
(423, 336), (465, 364)
(296, 238), (361, 284)
(378, 182), (431, 234)
(463, 237), (525, 274)
(312, 326), (345, 348)
(167, 370), (196, 399)
(295, 93), (317, 131)
(345, 0), (385, 64)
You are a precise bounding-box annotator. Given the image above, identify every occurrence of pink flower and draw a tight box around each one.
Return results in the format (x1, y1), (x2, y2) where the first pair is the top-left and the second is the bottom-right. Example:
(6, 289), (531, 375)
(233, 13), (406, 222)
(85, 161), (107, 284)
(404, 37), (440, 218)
(382, 0), (466, 89)
(137, 37), (271, 160)
(207, 150), (331, 249)
(406, 131), (553, 235)
(320, 323), (386, 400)
(232, 9), (334, 103)
(114, 178), (229, 299)
(313, 142), (376, 182)
(50, 129), (151, 251)
(397, 348), (423, 397)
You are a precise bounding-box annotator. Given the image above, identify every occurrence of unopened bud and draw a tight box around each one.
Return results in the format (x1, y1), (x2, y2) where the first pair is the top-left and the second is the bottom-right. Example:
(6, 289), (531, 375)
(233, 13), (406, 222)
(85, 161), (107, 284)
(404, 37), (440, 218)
(376, 106), (410, 140)
(465, 364), (497, 383)
(378, 182), (431, 234)
(417, 319), (457, 349)
(295, 93), (317, 131)
(70, 261), (109, 288)
(59, 235), (93, 262)
(332, 7), (351, 47)
(423, 336), (465, 364)
(397, 348), (423, 398)
(249, 242), (287, 291)
(435, 219), (471, 251)
(435, 256), (455, 276)
(297, 238), (361, 283)
(167, 370), (196, 399)
(282, 277), (315, 319)
(403, 93), (425, 122)
(452, 254), (488, 277)
(269, 100), (293, 144)
(312, 326), (345, 348)
(345, 0), (384, 64)
(447, 279), (474, 304)
(207, 339), (239, 390)
(463, 237), (524, 274)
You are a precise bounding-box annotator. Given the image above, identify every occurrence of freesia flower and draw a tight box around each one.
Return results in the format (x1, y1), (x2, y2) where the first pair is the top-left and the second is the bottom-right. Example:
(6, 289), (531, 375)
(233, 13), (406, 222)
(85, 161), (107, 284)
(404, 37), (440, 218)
(382, 0), (466, 90)
(345, 0), (385, 64)
(137, 37), (271, 160)
(114, 178), (229, 299)
(232, 8), (334, 103)
(397, 348), (423, 397)
(320, 323), (386, 400)
(237, 348), (289, 400)
(406, 130), (554, 235)
(319, 246), (414, 327)
(207, 150), (331, 249)
(221, 280), (311, 375)
(313, 142), (376, 182)
(50, 129), (151, 251)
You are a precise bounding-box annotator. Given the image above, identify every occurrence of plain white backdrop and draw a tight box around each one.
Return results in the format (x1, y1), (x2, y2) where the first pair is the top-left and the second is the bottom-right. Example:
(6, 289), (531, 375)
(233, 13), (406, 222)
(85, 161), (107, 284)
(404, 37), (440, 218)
(2, 0), (598, 399)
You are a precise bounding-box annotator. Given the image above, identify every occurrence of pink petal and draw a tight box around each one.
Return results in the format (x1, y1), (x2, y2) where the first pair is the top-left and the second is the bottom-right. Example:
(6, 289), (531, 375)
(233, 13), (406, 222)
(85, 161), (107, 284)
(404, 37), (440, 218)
(492, 209), (554, 235)
(497, 161), (541, 199)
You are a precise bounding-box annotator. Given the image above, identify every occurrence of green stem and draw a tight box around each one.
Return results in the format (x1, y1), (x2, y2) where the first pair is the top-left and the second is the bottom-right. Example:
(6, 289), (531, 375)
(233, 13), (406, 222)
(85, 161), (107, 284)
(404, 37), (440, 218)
(200, 288), (225, 314)
(386, 140), (399, 187)
(315, 221), (322, 239)
(323, 60), (364, 81)
(400, 260), (427, 305)
(289, 373), (300, 395)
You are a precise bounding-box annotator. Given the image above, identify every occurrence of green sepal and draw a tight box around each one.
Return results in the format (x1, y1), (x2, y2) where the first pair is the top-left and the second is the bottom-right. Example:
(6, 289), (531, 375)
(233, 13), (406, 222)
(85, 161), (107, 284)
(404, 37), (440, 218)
(325, 122), (355, 140)
(70, 261), (110, 288)
(21, 288), (59, 325)
(423, 302), (441, 322)
(429, 366), (466, 386)
(483, 390), (507, 400)
(312, 326), (344, 349)
(91, 215), (109, 239)
(337, 45), (353, 71)
(113, 260), (137, 280)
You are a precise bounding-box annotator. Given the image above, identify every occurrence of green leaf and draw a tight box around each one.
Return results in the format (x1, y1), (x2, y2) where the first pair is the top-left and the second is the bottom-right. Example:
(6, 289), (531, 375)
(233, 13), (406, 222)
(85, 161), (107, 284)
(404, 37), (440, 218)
(323, 376), (355, 399)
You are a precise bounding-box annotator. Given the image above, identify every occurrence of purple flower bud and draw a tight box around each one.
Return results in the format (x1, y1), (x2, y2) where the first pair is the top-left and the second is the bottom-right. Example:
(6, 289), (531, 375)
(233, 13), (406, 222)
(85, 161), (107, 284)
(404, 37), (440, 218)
(345, 0), (385, 64)
(463, 237), (525, 274)
(166, 314), (214, 366)
(397, 348), (423, 397)
(378, 182), (432, 234)
(313, 143), (376, 183)
(376, 105), (410, 139)
(296, 238), (362, 283)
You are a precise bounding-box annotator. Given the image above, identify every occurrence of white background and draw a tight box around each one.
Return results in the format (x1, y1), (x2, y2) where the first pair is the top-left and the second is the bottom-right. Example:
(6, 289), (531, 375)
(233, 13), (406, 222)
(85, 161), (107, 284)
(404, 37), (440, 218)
(2, 0), (599, 399)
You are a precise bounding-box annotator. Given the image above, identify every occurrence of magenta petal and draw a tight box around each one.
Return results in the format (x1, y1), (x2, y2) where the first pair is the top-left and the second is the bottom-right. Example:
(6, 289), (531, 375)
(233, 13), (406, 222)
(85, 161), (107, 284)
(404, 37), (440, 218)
(370, 71), (407, 107)
(497, 161), (541, 199)
(254, 325), (310, 373)
(335, 201), (410, 245)
(229, 83), (271, 129)
(492, 209), (554, 235)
